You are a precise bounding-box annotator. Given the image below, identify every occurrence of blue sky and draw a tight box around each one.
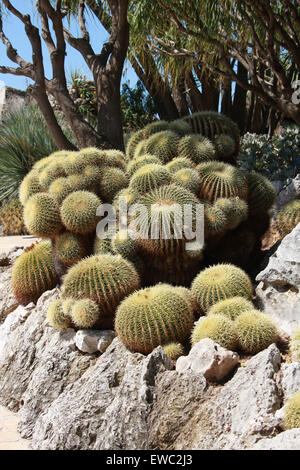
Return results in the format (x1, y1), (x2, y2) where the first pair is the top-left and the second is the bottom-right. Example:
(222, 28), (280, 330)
(0, 0), (138, 90)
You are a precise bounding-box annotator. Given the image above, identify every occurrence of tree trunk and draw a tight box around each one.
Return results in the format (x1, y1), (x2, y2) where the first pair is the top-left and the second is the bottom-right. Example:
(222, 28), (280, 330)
(172, 76), (190, 117)
(232, 62), (248, 133)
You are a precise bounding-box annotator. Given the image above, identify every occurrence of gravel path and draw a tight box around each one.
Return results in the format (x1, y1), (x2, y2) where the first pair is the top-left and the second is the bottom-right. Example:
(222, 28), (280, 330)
(0, 236), (39, 255)
(0, 406), (31, 450)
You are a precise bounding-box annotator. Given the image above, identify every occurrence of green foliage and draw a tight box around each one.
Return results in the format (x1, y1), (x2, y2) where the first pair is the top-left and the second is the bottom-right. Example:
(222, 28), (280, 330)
(0, 198), (27, 235)
(115, 284), (194, 354)
(163, 342), (184, 360)
(121, 80), (156, 133)
(207, 296), (254, 320)
(0, 105), (58, 202)
(191, 263), (253, 312)
(238, 128), (300, 183)
(276, 200), (300, 237)
(47, 299), (71, 330)
(191, 315), (238, 350)
(235, 310), (278, 354)
(69, 70), (97, 129)
(284, 391), (300, 430)
(12, 241), (58, 305)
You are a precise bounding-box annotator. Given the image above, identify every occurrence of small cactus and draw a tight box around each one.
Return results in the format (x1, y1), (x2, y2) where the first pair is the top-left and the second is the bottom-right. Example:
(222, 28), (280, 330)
(54, 232), (86, 265)
(144, 131), (180, 163)
(191, 263), (253, 312)
(276, 200), (300, 237)
(214, 134), (236, 161)
(246, 172), (276, 213)
(207, 296), (254, 320)
(115, 284), (194, 354)
(173, 168), (200, 194)
(129, 164), (172, 194)
(99, 167), (127, 202)
(163, 342), (184, 360)
(234, 310), (278, 354)
(111, 229), (138, 259)
(71, 299), (100, 328)
(284, 391), (300, 430)
(126, 129), (145, 160)
(191, 315), (238, 350)
(12, 241), (58, 305)
(19, 172), (42, 206)
(60, 190), (101, 235)
(47, 299), (71, 329)
(49, 177), (73, 204)
(177, 134), (215, 164)
(215, 197), (248, 230)
(204, 202), (228, 237)
(166, 157), (195, 173)
(127, 154), (161, 176)
(24, 192), (62, 238)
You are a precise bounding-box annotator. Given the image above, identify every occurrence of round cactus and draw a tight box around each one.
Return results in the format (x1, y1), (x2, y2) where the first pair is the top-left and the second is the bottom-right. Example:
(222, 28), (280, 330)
(215, 197), (248, 230)
(83, 165), (102, 186)
(62, 151), (84, 175)
(61, 254), (140, 321)
(204, 203), (228, 237)
(19, 172), (42, 206)
(103, 149), (127, 170)
(47, 299), (71, 330)
(191, 263), (253, 312)
(290, 326), (300, 361)
(173, 286), (198, 313)
(168, 120), (191, 135)
(214, 134), (236, 161)
(144, 131), (180, 163)
(173, 168), (200, 194)
(191, 315), (238, 350)
(62, 297), (75, 317)
(142, 120), (170, 138)
(166, 157), (195, 173)
(127, 154), (161, 176)
(71, 299), (100, 328)
(129, 164), (172, 194)
(235, 310), (278, 354)
(111, 229), (138, 259)
(66, 174), (91, 192)
(99, 167), (127, 202)
(39, 160), (65, 189)
(54, 232), (86, 265)
(246, 172), (276, 213)
(126, 129), (145, 160)
(60, 190), (101, 235)
(75, 147), (104, 167)
(196, 161), (248, 202)
(12, 241), (59, 305)
(163, 342), (184, 360)
(178, 134), (215, 164)
(24, 192), (62, 238)
(276, 200), (300, 237)
(207, 296), (254, 320)
(49, 177), (73, 204)
(133, 140), (147, 158)
(115, 284), (194, 354)
(284, 391), (300, 430)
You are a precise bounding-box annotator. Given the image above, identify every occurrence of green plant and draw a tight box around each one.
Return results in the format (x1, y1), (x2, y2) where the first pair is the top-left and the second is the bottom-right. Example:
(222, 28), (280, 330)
(60, 191), (101, 235)
(214, 134), (236, 161)
(0, 105), (58, 202)
(276, 200), (300, 237)
(0, 198), (27, 235)
(61, 254), (140, 324)
(177, 134), (216, 164)
(12, 241), (59, 305)
(48, 177), (73, 204)
(126, 129), (145, 160)
(144, 131), (180, 163)
(115, 284), (194, 354)
(24, 193), (62, 238)
(290, 327), (300, 361)
(191, 315), (238, 350)
(166, 157), (195, 173)
(214, 197), (248, 230)
(111, 230), (138, 259)
(99, 167), (128, 202)
(196, 161), (248, 202)
(127, 154), (161, 176)
(71, 299), (100, 328)
(173, 168), (200, 194)
(129, 164), (172, 194)
(47, 299), (71, 330)
(207, 296), (254, 320)
(191, 263), (253, 312)
(163, 342), (184, 360)
(284, 391), (300, 430)
(19, 172), (42, 206)
(235, 310), (278, 354)
(54, 232), (86, 266)
(245, 172), (276, 213)
(204, 203), (228, 237)
(121, 80), (157, 133)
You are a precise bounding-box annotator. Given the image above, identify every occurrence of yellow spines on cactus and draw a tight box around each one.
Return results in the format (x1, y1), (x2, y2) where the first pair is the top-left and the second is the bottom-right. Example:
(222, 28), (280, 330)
(284, 391), (300, 430)
(191, 263), (253, 312)
(127, 154), (161, 176)
(71, 299), (100, 328)
(163, 342), (184, 360)
(142, 120), (170, 138)
(66, 174), (91, 192)
(104, 149), (127, 171)
(290, 326), (300, 361)
(62, 298), (75, 317)
(83, 165), (102, 186)
(191, 315), (238, 350)
(62, 151), (84, 175)
(214, 134), (236, 162)
(214, 197), (248, 230)
(61, 254), (140, 320)
(166, 157), (195, 173)
(276, 200), (300, 237)
(133, 140), (147, 158)
(76, 147), (105, 167)
(99, 167), (127, 202)
(60, 190), (101, 235)
(173, 286), (198, 313)
(19, 171), (42, 206)
(111, 229), (138, 259)
(126, 129), (145, 160)
(129, 164), (172, 194)
(115, 284), (194, 354)
(144, 131), (180, 163)
(196, 161), (248, 202)
(39, 160), (66, 189)
(12, 241), (59, 305)
(54, 232), (86, 265)
(204, 202), (228, 237)
(207, 296), (254, 320)
(49, 177), (73, 204)
(24, 192), (62, 238)
(47, 299), (71, 330)
(177, 134), (216, 164)
(245, 172), (276, 213)
(173, 168), (200, 194)
(234, 310), (278, 354)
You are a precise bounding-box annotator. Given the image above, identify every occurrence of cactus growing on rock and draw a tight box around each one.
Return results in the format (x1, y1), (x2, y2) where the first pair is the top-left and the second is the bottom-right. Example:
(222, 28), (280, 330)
(191, 315), (238, 350)
(284, 391), (300, 430)
(235, 310), (278, 354)
(276, 200), (300, 237)
(12, 241), (59, 305)
(191, 263), (253, 312)
(71, 299), (100, 328)
(47, 299), (71, 329)
(163, 342), (184, 360)
(115, 284), (194, 354)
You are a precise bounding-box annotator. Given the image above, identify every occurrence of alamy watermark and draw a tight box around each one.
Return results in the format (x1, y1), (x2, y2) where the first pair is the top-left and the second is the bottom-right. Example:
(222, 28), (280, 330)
(292, 80), (300, 105)
(95, 197), (205, 252)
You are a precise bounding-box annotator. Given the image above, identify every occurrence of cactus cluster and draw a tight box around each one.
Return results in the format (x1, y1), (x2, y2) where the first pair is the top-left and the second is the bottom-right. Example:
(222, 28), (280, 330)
(284, 391), (300, 430)
(276, 199), (300, 237)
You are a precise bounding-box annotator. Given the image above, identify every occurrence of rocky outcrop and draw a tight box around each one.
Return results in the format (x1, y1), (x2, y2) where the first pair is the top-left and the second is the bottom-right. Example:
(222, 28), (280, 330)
(250, 429), (300, 450)
(273, 175), (300, 214)
(256, 223), (300, 335)
(31, 340), (173, 450)
(176, 338), (239, 382)
(75, 329), (115, 354)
